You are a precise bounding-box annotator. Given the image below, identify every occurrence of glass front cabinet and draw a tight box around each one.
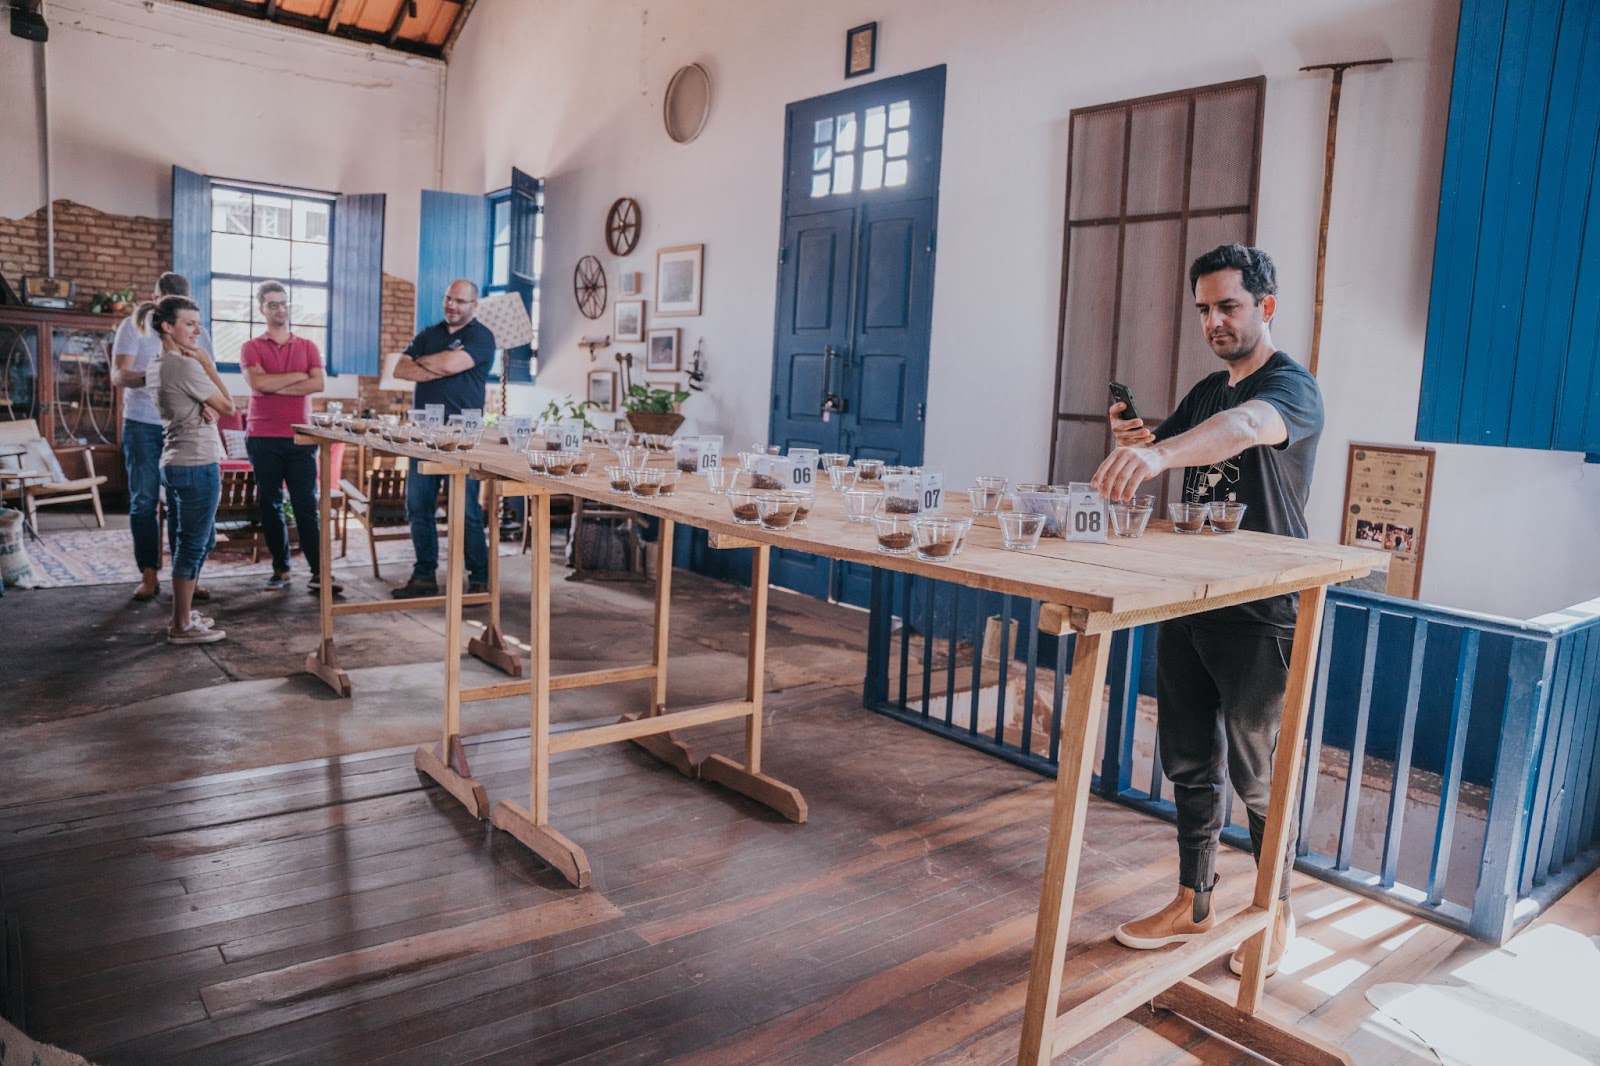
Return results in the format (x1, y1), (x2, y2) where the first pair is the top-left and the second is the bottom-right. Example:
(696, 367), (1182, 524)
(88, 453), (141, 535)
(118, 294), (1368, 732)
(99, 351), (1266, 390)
(0, 306), (125, 494)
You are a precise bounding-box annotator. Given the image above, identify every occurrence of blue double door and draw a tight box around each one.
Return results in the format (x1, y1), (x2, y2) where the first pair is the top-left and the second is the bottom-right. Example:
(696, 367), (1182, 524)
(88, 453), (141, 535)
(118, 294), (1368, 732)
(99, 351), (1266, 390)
(768, 66), (946, 605)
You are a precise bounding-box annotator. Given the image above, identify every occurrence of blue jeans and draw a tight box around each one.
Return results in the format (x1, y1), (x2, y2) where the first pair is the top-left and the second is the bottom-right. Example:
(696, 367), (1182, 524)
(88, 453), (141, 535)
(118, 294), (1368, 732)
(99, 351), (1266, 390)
(123, 419), (171, 572)
(246, 436), (322, 577)
(162, 463), (221, 582)
(405, 459), (487, 585)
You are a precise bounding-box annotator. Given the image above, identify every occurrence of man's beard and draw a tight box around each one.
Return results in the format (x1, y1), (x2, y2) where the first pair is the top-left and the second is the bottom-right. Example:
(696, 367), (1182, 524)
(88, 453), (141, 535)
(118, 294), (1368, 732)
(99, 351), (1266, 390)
(1209, 327), (1258, 362)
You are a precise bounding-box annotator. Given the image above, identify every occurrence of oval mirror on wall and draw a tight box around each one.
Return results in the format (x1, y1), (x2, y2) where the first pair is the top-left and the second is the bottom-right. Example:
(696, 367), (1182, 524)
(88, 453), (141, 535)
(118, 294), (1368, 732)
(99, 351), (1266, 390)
(664, 63), (712, 144)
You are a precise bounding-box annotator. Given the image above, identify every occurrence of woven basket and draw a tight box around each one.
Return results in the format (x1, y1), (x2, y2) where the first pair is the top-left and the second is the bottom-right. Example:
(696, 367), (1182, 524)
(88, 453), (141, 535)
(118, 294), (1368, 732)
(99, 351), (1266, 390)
(625, 411), (685, 436)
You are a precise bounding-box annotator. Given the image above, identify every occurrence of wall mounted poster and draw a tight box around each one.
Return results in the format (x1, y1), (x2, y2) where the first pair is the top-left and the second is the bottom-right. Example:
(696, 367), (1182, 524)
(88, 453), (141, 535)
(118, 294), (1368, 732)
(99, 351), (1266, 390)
(1341, 442), (1435, 600)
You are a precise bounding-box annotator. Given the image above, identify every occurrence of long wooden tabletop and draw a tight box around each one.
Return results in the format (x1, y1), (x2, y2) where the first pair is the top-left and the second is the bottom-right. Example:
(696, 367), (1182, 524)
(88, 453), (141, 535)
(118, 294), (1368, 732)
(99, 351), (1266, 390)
(299, 427), (1381, 625)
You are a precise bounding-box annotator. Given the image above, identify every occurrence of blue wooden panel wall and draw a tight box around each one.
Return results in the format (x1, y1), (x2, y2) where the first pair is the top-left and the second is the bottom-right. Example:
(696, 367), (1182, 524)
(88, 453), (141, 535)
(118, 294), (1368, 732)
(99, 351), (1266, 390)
(330, 193), (385, 376)
(505, 168), (542, 384)
(416, 190), (489, 333)
(1418, 0), (1600, 453)
(170, 166), (212, 325)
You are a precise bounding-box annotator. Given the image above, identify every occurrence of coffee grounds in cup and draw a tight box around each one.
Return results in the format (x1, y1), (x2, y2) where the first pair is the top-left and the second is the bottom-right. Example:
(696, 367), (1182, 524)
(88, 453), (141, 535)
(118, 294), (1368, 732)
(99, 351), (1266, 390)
(751, 474), (783, 490)
(920, 541), (956, 558)
(1174, 515), (1205, 532)
(733, 503), (759, 521)
(633, 483), (660, 497)
(884, 498), (919, 514)
(878, 532), (914, 550)
(609, 479), (630, 491)
(677, 459), (698, 473)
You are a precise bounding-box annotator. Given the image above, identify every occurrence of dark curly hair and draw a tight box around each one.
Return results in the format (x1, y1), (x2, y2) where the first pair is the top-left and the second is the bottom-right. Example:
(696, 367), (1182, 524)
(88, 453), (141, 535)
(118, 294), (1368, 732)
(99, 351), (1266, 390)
(1188, 244), (1277, 302)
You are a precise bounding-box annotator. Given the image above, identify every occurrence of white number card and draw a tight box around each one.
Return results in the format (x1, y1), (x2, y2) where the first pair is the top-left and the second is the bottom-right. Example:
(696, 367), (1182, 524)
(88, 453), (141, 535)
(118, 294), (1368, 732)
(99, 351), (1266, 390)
(920, 471), (944, 514)
(425, 404), (445, 426)
(1065, 483), (1107, 542)
(699, 438), (722, 470)
(787, 448), (819, 488)
(559, 420), (585, 451)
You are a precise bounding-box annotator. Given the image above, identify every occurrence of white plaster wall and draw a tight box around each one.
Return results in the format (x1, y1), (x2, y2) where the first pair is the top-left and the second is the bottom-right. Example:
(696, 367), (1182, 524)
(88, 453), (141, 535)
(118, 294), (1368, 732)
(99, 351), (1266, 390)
(389, 1), (1600, 615)
(0, 0), (446, 396)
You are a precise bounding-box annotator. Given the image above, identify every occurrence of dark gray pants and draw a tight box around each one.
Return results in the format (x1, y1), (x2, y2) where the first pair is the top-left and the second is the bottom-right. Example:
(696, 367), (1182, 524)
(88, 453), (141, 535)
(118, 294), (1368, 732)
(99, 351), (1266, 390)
(1156, 619), (1296, 899)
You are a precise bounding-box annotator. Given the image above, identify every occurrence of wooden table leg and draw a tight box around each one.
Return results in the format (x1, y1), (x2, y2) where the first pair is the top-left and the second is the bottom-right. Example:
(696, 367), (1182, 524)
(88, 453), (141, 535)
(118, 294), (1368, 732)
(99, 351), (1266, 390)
(468, 477), (525, 677)
(414, 469), (490, 819)
(303, 438), (352, 698)
(699, 544), (808, 822)
(1017, 630), (1111, 1066)
(618, 518), (698, 776)
(492, 490), (592, 887)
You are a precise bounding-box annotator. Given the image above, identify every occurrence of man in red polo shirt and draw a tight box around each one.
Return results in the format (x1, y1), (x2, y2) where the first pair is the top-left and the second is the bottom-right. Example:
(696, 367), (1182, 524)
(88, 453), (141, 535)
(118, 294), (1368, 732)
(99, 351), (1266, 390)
(240, 280), (339, 594)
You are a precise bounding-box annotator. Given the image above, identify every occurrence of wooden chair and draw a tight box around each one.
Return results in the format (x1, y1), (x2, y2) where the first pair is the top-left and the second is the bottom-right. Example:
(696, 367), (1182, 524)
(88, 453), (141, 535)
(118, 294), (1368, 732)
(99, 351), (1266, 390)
(0, 418), (108, 528)
(340, 454), (445, 579)
(212, 468), (267, 560)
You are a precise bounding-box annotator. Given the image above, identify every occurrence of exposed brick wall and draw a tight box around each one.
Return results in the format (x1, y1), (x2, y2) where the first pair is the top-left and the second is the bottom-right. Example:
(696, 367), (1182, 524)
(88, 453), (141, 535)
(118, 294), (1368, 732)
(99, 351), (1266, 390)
(0, 200), (170, 308)
(361, 272), (416, 416)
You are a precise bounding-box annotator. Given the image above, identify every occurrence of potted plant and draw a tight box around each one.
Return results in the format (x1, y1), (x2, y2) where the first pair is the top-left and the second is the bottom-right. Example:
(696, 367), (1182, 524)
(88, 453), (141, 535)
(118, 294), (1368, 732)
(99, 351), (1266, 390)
(109, 285), (137, 315)
(538, 397), (595, 429)
(621, 383), (689, 435)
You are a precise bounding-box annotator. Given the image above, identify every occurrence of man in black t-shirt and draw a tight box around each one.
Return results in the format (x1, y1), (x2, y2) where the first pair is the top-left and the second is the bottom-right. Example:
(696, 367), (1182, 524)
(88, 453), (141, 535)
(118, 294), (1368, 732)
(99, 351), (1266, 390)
(1092, 244), (1324, 979)
(390, 278), (497, 599)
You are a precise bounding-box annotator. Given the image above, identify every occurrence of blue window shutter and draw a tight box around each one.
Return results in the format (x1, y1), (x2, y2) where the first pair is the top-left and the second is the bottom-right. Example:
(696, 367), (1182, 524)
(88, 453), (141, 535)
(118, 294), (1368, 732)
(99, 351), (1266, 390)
(417, 190), (489, 334)
(506, 168), (543, 384)
(1419, 0), (1600, 455)
(170, 166), (211, 324)
(330, 192), (385, 376)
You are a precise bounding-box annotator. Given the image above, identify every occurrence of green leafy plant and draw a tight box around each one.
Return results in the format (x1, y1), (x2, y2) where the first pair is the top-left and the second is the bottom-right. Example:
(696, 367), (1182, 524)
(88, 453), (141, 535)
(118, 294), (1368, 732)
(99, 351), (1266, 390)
(621, 383), (690, 414)
(538, 397), (595, 429)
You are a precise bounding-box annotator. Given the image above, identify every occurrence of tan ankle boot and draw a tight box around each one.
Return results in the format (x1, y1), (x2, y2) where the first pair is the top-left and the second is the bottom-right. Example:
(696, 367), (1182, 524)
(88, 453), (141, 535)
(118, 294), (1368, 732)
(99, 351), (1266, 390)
(1229, 902), (1295, 976)
(1114, 882), (1215, 950)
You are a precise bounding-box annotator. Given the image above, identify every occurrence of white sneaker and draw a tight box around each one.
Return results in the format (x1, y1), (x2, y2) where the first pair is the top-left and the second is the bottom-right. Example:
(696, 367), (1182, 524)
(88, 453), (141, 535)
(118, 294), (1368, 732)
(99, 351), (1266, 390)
(169, 622), (226, 645)
(189, 609), (216, 629)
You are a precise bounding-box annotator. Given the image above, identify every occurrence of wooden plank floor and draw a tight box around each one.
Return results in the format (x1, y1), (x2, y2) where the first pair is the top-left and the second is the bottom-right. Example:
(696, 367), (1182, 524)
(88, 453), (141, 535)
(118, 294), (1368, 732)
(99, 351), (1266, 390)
(0, 681), (1481, 1064)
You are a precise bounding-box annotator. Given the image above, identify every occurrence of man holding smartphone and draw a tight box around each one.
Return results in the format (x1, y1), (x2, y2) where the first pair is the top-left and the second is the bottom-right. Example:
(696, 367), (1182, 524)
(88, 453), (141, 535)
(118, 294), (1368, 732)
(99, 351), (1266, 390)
(1091, 244), (1324, 979)
(389, 278), (495, 599)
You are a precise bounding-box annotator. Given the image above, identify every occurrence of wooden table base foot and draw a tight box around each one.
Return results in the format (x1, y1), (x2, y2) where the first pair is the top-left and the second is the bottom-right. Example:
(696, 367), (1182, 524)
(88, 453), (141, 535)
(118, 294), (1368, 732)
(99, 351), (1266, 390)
(468, 622), (525, 677)
(304, 639), (352, 698)
(698, 754), (808, 823)
(1152, 978), (1354, 1065)
(617, 711), (698, 776)
(491, 801), (592, 888)
(413, 738), (490, 820)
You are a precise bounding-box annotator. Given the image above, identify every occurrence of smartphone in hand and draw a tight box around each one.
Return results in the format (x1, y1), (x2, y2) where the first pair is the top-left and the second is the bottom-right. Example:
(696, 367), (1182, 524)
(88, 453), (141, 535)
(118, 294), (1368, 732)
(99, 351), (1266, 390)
(1109, 381), (1140, 423)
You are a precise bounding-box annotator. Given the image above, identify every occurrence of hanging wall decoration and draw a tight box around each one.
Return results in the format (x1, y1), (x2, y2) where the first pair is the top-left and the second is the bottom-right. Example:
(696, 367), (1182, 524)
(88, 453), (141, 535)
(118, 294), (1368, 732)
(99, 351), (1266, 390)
(845, 22), (877, 78)
(654, 244), (703, 317)
(573, 255), (607, 319)
(606, 197), (642, 256)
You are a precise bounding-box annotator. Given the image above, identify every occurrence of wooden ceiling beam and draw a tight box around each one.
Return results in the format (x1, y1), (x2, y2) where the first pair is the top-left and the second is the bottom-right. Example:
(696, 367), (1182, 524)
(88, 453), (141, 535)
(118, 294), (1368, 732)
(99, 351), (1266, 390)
(384, 0), (410, 46)
(326, 0), (349, 32)
(263, 0), (278, 20)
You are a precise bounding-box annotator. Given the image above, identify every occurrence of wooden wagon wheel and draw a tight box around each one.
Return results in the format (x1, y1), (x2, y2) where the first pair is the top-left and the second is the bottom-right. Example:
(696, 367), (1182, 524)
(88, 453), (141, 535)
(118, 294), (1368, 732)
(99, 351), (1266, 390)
(605, 197), (641, 256)
(573, 255), (607, 319)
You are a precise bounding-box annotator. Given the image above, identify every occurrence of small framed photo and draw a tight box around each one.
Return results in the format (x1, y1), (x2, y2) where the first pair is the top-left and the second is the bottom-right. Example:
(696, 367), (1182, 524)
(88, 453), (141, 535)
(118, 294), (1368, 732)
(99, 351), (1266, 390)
(655, 244), (703, 317)
(614, 299), (645, 342)
(845, 22), (877, 79)
(586, 369), (617, 412)
(646, 327), (681, 372)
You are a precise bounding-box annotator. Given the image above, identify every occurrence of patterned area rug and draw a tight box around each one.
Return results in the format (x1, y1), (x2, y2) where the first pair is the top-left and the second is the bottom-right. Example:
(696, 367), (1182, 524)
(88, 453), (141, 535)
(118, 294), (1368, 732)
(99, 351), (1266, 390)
(20, 523), (523, 589)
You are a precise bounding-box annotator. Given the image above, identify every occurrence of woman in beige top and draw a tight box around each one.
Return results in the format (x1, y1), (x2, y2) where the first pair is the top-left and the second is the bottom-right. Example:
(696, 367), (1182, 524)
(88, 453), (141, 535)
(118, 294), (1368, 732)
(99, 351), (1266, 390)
(140, 295), (235, 645)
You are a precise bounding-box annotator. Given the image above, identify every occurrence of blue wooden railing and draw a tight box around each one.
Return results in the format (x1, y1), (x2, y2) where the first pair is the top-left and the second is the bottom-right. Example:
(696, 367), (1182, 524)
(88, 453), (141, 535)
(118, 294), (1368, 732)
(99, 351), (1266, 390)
(863, 572), (1600, 945)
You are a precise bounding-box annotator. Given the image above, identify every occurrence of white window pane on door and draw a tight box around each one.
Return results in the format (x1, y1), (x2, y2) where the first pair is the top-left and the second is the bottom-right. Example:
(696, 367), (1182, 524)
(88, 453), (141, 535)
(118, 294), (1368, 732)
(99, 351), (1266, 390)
(811, 173), (830, 198)
(864, 106), (886, 148)
(885, 159), (908, 187)
(253, 237), (291, 278)
(814, 117), (834, 144)
(213, 188), (252, 234)
(211, 320), (249, 364)
(813, 145), (832, 170)
(832, 154), (855, 195)
(211, 278), (252, 322)
(254, 196), (292, 238)
(492, 199), (510, 245)
(293, 200), (331, 243)
(299, 327), (327, 359)
(290, 242), (329, 283)
(861, 149), (885, 191)
(492, 244), (510, 286)
(835, 113), (857, 153)
(212, 232), (251, 275)
(293, 286), (328, 327)
(888, 100), (911, 128)
(886, 130), (909, 158)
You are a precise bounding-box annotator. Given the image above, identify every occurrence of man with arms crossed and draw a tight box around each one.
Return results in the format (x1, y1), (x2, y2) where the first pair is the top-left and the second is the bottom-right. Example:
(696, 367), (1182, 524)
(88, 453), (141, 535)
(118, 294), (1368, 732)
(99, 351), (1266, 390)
(389, 279), (495, 599)
(1092, 244), (1324, 977)
(240, 280), (339, 594)
(113, 271), (215, 603)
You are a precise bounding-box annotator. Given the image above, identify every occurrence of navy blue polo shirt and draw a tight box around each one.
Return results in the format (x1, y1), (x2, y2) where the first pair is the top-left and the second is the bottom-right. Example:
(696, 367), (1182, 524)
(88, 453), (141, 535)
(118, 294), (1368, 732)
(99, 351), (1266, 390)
(404, 318), (496, 416)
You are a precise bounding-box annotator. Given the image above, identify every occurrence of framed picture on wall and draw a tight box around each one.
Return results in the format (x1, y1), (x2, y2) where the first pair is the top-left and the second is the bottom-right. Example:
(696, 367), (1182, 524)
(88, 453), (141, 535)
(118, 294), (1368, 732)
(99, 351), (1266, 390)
(845, 22), (877, 78)
(614, 299), (645, 342)
(646, 327), (681, 371)
(586, 370), (617, 412)
(655, 245), (703, 316)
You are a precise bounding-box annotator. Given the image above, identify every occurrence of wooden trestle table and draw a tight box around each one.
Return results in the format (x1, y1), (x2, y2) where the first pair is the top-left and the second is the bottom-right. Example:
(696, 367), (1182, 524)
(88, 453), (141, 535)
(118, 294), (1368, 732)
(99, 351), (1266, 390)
(295, 424), (1380, 1065)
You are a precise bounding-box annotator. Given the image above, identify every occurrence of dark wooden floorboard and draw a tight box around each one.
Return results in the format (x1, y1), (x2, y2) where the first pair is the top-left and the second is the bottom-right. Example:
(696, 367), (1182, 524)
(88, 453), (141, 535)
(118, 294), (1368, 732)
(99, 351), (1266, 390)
(1, 683), (1445, 1065)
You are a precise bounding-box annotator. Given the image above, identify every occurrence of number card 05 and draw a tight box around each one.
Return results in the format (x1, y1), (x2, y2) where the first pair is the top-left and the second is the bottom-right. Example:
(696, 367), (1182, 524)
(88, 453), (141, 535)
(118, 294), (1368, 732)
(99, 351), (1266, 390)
(1065, 483), (1107, 542)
